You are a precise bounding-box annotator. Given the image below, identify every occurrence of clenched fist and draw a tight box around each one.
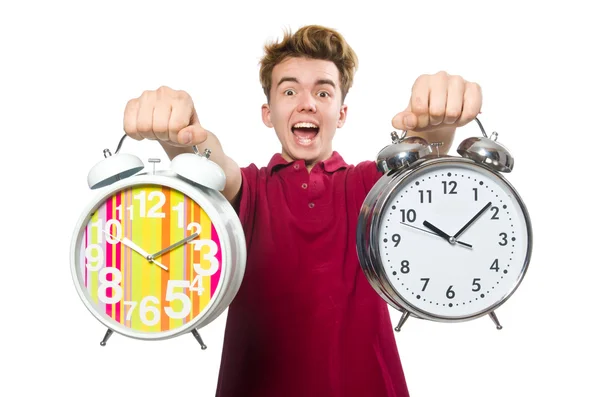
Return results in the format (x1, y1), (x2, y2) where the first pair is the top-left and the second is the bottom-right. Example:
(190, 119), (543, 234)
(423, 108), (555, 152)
(123, 86), (208, 146)
(392, 71), (482, 133)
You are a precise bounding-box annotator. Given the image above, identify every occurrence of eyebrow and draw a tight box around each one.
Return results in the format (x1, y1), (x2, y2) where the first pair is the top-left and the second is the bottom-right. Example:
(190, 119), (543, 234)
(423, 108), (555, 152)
(277, 77), (336, 89)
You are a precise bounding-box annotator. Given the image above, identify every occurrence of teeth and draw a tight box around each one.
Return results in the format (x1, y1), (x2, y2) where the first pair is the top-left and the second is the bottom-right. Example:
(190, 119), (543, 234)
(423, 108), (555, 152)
(293, 122), (318, 129)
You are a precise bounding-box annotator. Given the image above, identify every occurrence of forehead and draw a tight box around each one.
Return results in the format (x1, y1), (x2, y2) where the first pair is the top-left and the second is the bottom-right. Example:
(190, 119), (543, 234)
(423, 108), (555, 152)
(272, 57), (341, 87)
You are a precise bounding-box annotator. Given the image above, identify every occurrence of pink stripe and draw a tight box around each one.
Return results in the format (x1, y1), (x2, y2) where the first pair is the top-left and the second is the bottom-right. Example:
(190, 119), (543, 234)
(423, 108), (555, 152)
(210, 223), (222, 296)
(105, 197), (113, 319)
(84, 226), (88, 288)
(115, 192), (122, 323)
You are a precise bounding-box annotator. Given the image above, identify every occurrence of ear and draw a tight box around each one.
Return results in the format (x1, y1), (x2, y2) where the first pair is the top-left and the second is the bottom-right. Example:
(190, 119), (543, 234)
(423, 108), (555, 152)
(337, 104), (348, 128)
(261, 103), (273, 128)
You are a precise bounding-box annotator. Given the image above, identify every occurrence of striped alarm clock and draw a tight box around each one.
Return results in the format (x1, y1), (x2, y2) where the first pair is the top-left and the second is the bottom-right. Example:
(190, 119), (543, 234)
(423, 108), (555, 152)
(70, 136), (246, 348)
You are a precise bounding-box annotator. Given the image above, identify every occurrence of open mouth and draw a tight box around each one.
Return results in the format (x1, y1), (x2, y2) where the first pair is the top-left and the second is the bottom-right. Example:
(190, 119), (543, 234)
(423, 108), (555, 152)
(292, 122), (320, 146)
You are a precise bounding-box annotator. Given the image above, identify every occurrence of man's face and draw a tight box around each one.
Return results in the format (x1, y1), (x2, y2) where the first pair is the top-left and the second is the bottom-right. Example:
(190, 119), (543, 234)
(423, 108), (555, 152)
(262, 57), (347, 168)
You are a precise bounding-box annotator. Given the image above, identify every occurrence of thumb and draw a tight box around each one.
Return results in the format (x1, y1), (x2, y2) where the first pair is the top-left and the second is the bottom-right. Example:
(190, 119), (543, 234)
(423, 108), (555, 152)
(176, 111), (208, 146)
(391, 107), (417, 131)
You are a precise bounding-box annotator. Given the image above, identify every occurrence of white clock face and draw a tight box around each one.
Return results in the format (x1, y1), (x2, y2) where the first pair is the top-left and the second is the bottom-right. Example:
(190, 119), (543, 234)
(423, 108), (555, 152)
(377, 162), (530, 319)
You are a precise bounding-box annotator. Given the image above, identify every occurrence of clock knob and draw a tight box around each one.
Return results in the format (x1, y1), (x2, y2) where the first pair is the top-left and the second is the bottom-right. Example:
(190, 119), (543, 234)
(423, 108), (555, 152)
(376, 130), (432, 173)
(87, 149), (144, 189)
(457, 118), (514, 173)
(170, 146), (226, 191)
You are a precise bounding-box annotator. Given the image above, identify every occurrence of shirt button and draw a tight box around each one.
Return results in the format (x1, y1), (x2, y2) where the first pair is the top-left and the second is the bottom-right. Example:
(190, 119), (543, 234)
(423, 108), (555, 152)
(308, 202), (315, 208)
(294, 164), (300, 170)
(301, 183), (308, 189)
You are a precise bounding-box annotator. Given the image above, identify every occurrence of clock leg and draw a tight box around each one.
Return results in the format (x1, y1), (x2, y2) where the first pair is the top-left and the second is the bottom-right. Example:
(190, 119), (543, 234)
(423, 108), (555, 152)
(489, 311), (503, 330)
(394, 311), (410, 332)
(191, 329), (208, 350)
(100, 328), (114, 346)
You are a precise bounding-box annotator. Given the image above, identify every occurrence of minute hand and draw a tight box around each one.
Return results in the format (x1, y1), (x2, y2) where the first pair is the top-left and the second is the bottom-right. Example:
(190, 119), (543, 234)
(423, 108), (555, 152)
(148, 232), (199, 260)
(453, 202), (492, 239)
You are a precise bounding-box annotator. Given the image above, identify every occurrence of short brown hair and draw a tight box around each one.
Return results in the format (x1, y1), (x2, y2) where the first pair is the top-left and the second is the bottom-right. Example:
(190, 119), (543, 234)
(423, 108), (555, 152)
(259, 25), (358, 103)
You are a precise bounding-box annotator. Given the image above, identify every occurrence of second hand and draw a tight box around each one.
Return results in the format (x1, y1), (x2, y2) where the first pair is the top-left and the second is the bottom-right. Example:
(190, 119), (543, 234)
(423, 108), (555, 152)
(399, 222), (473, 248)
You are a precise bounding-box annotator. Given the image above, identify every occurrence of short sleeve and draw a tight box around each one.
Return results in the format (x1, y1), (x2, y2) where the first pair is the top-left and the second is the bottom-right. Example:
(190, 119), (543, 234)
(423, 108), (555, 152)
(236, 164), (260, 242)
(354, 160), (384, 196)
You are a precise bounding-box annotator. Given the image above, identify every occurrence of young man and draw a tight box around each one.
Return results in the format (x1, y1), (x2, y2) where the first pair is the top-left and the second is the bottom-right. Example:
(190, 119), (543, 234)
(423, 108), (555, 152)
(123, 25), (482, 397)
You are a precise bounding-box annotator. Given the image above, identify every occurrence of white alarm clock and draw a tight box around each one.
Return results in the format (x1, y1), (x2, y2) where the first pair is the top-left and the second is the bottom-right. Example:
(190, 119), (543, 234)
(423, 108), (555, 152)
(70, 135), (246, 348)
(357, 118), (532, 331)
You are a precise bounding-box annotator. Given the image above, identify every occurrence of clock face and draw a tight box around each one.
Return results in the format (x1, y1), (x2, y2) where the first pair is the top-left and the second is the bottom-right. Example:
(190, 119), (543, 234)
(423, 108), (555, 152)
(377, 162), (530, 319)
(73, 184), (223, 336)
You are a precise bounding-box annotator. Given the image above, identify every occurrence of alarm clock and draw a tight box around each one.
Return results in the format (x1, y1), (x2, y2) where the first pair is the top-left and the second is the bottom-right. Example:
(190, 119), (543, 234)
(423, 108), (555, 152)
(357, 118), (532, 332)
(70, 135), (246, 348)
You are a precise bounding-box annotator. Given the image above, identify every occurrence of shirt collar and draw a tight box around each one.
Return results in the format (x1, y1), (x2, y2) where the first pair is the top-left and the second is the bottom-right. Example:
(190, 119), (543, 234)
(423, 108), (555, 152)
(267, 151), (349, 174)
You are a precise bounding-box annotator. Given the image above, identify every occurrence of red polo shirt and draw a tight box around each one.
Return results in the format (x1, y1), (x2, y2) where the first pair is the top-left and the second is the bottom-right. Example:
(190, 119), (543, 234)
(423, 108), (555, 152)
(215, 152), (410, 397)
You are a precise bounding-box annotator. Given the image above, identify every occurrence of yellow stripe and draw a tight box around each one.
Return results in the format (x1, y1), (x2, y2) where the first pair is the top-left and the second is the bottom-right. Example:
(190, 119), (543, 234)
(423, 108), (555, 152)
(170, 189), (185, 331)
(200, 207), (211, 312)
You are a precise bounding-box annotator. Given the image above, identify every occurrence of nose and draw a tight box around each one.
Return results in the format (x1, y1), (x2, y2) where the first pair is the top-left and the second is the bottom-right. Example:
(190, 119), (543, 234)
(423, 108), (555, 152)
(296, 92), (316, 113)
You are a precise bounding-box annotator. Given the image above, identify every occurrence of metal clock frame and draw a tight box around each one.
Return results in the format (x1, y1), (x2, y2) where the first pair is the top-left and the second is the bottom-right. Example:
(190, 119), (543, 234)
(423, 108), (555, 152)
(357, 155), (533, 331)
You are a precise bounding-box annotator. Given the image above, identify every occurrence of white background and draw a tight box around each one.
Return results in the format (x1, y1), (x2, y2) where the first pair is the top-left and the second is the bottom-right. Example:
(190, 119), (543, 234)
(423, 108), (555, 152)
(1, 0), (598, 396)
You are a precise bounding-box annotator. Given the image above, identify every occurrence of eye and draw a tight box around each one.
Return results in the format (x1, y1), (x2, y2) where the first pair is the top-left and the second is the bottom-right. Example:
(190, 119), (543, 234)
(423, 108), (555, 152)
(284, 89), (295, 96)
(318, 91), (330, 98)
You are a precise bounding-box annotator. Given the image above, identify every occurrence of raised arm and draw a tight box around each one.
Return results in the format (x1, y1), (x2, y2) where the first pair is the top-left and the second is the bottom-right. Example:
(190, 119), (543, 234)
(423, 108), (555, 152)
(123, 86), (242, 203)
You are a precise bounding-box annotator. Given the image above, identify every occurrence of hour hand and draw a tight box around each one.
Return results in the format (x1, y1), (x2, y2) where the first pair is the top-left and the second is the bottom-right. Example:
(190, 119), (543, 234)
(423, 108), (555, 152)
(103, 230), (168, 271)
(422, 221), (471, 248)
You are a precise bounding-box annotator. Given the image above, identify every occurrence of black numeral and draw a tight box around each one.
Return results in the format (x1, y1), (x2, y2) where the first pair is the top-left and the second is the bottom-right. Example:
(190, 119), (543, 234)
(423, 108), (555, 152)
(473, 188), (478, 201)
(400, 209), (416, 223)
(490, 206), (500, 220)
(499, 233), (508, 246)
(420, 278), (430, 291)
(442, 181), (458, 194)
(490, 259), (499, 272)
(446, 285), (455, 299)
(392, 234), (401, 247)
(472, 278), (481, 291)
(419, 190), (432, 203)
(400, 260), (410, 274)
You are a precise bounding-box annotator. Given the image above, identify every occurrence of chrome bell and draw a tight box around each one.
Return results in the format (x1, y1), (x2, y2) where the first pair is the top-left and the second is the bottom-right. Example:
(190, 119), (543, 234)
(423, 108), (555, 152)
(376, 130), (432, 173)
(457, 118), (514, 173)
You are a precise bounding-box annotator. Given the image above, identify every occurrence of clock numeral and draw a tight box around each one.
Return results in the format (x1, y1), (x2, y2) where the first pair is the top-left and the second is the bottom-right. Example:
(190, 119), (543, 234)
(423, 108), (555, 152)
(392, 234), (401, 247)
(473, 187), (478, 201)
(420, 278), (430, 291)
(490, 206), (500, 220)
(98, 267), (123, 304)
(399, 209), (416, 223)
(446, 285), (455, 299)
(139, 296), (161, 326)
(133, 190), (166, 218)
(192, 239), (220, 276)
(498, 233), (508, 246)
(84, 244), (104, 271)
(400, 260), (410, 274)
(472, 278), (482, 292)
(490, 258), (499, 272)
(418, 190), (432, 203)
(164, 280), (192, 319)
(442, 181), (458, 195)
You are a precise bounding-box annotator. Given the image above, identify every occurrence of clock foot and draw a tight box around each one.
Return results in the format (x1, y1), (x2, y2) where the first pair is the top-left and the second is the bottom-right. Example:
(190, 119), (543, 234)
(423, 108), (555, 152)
(100, 328), (114, 346)
(489, 311), (503, 330)
(191, 329), (207, 350)
(394, 311), (410, 332)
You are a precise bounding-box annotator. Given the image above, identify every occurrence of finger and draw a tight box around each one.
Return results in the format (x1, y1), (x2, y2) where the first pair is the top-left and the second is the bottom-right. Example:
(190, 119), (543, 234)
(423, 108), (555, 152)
(391, 107), (417, 130)
(123, 98), (143, 140)
(136, 90), (158, 140)
(457, 82), (482, 127)
(178, 109), (208, 146)
(428, 72), (449, 126)
(444, 75), (465, 125)
(411, 75), (430, 129)
(169, 98), (196, 144)
(152, 101), (171, 142)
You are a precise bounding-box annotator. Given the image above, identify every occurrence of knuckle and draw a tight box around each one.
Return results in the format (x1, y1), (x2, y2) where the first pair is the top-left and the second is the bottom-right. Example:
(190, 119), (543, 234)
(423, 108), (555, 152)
(445, 109), (461, 120)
